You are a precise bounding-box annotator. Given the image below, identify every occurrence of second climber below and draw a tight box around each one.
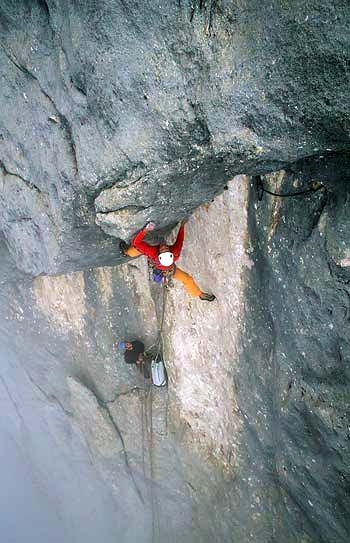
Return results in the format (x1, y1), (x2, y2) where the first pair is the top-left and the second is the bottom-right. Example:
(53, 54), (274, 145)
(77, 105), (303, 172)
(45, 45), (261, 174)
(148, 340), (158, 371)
(120, 220), (216, 302)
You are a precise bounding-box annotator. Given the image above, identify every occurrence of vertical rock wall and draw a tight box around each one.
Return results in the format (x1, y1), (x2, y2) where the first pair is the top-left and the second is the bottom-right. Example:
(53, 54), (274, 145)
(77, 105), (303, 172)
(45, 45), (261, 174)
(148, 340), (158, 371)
(158, 172), (350, 543)
(164, 176), (251, 465)
(1, 171), (350, 542)
(0, 243), (201, 542)
(236, 173), (350, 543)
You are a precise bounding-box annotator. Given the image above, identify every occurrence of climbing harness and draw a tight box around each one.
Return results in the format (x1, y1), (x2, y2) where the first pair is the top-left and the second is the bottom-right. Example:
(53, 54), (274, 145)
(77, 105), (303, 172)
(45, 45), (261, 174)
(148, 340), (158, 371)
(255, 175), (325, 201)
(149, 261), (175, 289)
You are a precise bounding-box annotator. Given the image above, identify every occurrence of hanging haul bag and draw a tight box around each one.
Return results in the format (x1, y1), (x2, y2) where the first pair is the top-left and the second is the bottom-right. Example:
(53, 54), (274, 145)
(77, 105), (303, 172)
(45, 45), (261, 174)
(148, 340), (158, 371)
(151, 358), (167, 387)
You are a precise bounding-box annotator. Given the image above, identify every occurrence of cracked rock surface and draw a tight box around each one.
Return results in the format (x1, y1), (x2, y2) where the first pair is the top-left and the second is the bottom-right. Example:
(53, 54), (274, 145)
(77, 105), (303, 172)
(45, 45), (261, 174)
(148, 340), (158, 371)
(1, 2), (350, 543)
(1, 171), (350, 542)
(1, 0), (349, 273)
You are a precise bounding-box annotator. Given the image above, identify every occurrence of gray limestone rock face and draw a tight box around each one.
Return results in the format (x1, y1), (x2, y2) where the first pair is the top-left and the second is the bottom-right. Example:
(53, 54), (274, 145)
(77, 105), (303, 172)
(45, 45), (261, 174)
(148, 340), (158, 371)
(0, 235), (197, 543)
(2, 171), (349, 543)
(239, 172), (350, 543)
(1, 0), (350, 274)
(1, 2), (350, 543)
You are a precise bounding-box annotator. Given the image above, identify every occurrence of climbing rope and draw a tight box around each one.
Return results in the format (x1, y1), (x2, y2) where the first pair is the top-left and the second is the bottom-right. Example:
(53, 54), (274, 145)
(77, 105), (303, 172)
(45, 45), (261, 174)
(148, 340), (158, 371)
(148, 378), (161, 543)
(157, 281), (167, 358)
(140, 379), (147, 481)
(256, 176), (325, 201)
(144, 273), (168, 360)
(150, 283), (168, 542)
(140, 360), (157, 541)
(141, 282), (168, 542)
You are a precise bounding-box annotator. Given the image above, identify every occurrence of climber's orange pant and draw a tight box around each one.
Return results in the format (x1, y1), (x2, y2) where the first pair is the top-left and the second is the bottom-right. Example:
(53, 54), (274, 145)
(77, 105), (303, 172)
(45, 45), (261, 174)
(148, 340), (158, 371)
(172, 267), (202, 297)
(125, 247), (202, 297)
(125, 246), (143, 258)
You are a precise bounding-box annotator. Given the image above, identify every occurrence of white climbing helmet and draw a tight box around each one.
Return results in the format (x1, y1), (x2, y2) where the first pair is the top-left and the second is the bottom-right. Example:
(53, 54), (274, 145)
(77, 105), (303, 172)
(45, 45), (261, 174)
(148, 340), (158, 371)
(158, 251), (174, 267)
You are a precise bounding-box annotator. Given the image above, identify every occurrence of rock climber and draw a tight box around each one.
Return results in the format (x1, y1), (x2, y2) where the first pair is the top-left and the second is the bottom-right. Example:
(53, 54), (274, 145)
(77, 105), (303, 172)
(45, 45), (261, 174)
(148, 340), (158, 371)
(119, 220), (216, 301)
(118, 340), (151, 379)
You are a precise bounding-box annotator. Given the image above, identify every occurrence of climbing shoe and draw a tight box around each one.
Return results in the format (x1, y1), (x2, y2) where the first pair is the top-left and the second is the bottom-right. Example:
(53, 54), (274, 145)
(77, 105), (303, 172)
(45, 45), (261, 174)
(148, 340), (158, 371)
(199, 293), (216, 302)
(119, 240), (129, 256)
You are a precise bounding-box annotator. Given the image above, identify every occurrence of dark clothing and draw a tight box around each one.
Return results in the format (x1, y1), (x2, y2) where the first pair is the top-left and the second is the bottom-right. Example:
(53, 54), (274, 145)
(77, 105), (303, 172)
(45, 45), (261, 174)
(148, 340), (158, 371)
(140, 360), (151, 380)
(124, 340), (145, 364)
(123, 340), (150, 379)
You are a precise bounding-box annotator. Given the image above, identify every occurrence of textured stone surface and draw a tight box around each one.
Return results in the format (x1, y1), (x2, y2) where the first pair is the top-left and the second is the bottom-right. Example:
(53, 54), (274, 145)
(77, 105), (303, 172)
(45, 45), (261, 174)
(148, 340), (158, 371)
(0, 237), (195, 542)
(1, 170), (350, 542)
(238, 172), (350, 543)
(164, 176), (251, 466)
(1, 2), (350, 542)
(1, 0), (350, 273)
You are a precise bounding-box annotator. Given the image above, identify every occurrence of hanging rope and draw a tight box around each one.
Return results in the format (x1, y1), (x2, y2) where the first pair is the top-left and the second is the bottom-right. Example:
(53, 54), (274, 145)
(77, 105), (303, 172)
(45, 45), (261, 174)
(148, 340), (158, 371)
(140, 378), (148, 481)
(157, 282), (167, 359)
(150, 283), (168, 542)
(149, 379), (161, 543)
(144, 277), (168, 360)
(140, 356), (158, 542)
(256, 176), (325, 201)
(141, 281), (168, 543)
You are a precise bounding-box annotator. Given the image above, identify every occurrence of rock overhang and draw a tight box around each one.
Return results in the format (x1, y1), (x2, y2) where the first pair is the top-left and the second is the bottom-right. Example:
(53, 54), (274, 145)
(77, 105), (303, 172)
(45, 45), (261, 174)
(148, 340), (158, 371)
(0, 0), (349, 276)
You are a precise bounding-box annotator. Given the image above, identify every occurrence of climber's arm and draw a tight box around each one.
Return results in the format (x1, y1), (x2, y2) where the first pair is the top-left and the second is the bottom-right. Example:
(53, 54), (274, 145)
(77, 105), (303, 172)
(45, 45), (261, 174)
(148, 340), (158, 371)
(132, 224), (158, 260)
(171, 223), (185, 258)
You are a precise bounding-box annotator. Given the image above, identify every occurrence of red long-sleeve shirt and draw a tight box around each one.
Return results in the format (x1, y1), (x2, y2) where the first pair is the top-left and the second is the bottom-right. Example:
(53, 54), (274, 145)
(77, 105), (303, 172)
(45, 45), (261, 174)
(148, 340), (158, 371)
(132, 225), (185, 271)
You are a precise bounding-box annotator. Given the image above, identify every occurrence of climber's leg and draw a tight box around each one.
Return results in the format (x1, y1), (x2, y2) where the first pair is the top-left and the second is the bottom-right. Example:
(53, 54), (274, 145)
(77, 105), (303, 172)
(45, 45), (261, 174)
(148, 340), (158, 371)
(120, 241), (142, 258)
(173, 267), (216, 301)
(173, 267), (204, 298)
(125, 246), (142, 257)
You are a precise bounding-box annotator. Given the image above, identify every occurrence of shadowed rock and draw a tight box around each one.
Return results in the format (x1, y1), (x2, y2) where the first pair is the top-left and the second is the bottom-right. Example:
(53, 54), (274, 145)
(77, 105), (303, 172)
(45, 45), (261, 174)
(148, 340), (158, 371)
(0, 0), (349, 274)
